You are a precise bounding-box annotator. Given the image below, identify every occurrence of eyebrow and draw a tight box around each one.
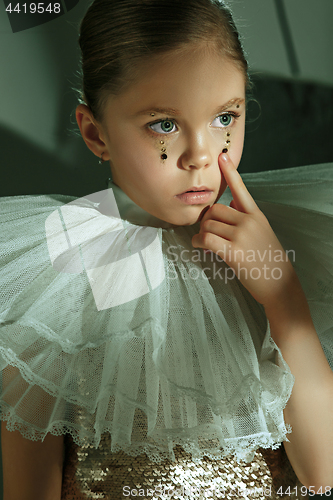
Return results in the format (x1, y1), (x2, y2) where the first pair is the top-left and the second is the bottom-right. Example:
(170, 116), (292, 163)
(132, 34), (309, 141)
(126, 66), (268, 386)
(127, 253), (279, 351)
(213, 98), (246, 114)
(135, 98), (245, 117)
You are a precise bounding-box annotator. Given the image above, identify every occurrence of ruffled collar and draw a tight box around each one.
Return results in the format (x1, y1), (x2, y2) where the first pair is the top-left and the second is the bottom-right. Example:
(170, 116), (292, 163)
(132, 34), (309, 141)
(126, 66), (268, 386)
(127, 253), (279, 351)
(101, 179), (178, 230)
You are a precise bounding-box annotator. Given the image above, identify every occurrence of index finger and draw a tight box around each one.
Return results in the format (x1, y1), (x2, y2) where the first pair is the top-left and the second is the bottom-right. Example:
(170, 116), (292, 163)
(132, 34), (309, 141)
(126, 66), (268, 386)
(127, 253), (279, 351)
(219, 153), (258, 214)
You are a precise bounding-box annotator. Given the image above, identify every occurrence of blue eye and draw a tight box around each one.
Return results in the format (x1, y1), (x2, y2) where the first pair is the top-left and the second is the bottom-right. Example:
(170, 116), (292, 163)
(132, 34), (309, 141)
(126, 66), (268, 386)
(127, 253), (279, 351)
(220, 114), (232, 126)
(211, 114), (234, 128)
(149, 120), (176, 134)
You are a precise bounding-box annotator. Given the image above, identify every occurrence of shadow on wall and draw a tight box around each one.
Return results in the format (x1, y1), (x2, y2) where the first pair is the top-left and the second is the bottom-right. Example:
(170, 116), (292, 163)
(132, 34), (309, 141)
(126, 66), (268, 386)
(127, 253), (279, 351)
(0, 124), (110, 199)
(240, 75), (333, 174)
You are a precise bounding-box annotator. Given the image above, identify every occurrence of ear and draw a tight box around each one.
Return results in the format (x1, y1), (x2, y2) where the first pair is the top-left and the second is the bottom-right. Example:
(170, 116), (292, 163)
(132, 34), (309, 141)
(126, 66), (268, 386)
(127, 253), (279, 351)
(76, 104), (110, 161)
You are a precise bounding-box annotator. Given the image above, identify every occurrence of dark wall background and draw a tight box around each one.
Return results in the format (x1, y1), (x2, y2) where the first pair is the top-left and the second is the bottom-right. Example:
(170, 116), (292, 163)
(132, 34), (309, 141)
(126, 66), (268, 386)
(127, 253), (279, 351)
(240, 75), (333, 174)
(0, 0), (332, 498)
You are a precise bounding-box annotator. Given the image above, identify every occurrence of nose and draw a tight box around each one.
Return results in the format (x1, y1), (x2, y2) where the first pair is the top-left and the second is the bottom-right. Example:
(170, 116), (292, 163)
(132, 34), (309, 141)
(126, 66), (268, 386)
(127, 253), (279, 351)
(179, 131), (213, 170)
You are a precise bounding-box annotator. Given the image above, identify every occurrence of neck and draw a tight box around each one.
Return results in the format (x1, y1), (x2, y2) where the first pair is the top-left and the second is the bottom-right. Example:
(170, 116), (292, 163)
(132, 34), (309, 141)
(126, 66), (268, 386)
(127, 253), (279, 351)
(97, 179), (178, 229)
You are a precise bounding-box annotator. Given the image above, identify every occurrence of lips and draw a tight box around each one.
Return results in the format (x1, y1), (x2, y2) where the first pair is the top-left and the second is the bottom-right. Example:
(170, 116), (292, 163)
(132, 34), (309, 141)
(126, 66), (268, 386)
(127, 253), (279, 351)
(175, 190), (213, 205)
(179, 186), (211, 195)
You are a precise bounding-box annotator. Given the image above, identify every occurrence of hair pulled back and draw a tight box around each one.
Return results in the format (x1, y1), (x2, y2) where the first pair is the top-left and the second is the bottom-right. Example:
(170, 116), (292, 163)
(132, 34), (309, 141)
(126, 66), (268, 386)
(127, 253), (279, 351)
(78, 0), (249, 123)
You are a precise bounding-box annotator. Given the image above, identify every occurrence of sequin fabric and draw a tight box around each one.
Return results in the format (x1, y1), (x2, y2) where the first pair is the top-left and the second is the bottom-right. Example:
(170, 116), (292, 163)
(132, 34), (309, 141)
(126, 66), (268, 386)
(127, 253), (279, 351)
(61, 433), (308, 500)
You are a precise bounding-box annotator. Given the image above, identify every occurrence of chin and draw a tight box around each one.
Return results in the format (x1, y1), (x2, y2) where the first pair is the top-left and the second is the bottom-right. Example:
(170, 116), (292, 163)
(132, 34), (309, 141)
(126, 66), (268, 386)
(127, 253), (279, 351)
(181, 213), (206, 227)
(167, 214), (198, 227)
(164, 206), (209, 227)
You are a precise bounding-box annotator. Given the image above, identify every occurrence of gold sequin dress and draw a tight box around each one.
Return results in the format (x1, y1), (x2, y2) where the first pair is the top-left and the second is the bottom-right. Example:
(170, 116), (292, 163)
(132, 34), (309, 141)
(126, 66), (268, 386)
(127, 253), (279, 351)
(61, 432), (308, 500)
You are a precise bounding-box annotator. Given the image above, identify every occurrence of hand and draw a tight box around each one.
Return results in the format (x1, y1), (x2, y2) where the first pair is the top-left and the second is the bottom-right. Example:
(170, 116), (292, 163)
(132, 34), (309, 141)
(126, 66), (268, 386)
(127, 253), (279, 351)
(192, 153), (296, 306)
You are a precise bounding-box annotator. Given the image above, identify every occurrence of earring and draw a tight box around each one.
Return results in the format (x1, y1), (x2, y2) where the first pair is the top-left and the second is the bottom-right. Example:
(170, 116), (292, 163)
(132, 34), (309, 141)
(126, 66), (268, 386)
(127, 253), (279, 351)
(160, 140), (167, 161)
(222, 131), (231, 153)
(99, 152), (105, 165)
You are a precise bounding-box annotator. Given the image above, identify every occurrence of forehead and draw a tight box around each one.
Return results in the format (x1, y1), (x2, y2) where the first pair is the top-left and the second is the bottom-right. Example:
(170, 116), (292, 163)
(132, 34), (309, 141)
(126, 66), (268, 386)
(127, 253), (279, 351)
(105, 44), (246, 116)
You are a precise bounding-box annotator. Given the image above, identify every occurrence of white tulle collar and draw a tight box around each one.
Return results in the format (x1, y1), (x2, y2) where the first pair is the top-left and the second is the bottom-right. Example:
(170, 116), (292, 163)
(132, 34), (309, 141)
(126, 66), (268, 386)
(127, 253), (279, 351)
(106, 179), (179, 229)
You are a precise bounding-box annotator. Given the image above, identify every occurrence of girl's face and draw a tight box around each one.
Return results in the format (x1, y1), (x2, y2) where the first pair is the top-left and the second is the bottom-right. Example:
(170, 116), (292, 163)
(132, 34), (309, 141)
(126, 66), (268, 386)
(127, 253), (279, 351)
(91, 44), (246, 226)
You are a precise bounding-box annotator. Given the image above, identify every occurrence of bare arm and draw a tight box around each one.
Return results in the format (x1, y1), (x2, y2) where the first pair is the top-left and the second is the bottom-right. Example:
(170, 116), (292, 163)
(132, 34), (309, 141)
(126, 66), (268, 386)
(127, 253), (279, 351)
(264, 270), (333, 490)
(1, 365), (65, 500)
(1, 422), (64, 500)
(191, 153), (333, 489)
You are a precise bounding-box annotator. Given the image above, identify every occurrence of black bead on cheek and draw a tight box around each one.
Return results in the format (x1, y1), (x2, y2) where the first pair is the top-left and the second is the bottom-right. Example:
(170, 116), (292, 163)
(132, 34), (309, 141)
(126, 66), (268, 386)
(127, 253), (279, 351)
(161, 153), (168, 160)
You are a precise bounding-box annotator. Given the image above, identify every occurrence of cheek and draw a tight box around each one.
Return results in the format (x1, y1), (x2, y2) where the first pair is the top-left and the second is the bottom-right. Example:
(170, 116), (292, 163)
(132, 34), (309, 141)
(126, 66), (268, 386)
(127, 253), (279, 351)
(231, 140), (244, 169)
(117, 146), (166, 189)
(108, 125), (153, 164)
(111, 137), (153, 171)
(130, 133), (165, 165)
(230, 123), (245, 168)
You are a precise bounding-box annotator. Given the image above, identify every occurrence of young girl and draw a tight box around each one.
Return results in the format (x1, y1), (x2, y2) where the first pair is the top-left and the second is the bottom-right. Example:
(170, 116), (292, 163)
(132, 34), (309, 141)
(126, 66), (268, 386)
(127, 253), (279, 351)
(1, 0), (333, 498)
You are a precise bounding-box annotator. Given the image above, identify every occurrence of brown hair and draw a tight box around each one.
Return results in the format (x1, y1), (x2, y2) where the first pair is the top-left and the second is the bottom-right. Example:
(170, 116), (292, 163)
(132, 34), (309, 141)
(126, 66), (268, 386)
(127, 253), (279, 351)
(77, 0), (250, 123)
